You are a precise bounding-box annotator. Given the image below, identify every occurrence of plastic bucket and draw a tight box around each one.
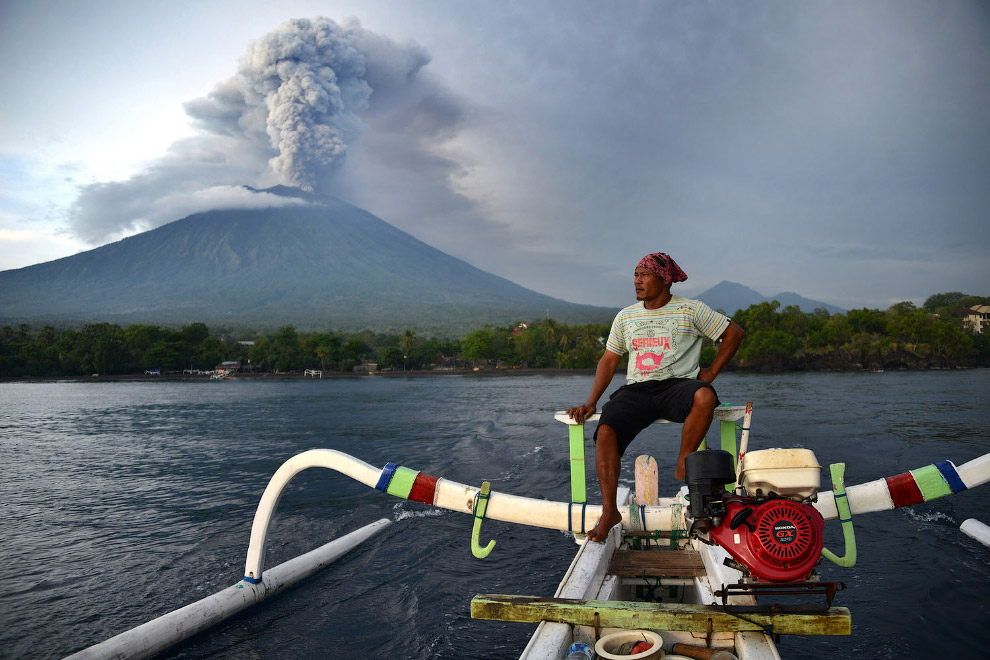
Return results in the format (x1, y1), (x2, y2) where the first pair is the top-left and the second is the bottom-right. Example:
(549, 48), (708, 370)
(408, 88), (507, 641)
(594, 630), (664, 659)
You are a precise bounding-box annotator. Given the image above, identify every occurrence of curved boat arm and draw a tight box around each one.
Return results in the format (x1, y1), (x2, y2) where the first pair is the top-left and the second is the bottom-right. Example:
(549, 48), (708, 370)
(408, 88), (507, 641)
(244, 449), (990, 582)
(244, 450), (382, 582)
(242, 448), (675, 582)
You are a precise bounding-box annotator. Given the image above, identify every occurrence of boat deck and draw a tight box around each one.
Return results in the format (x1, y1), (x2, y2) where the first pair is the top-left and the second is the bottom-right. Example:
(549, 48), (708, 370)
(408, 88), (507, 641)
(607, 549), (707, 578)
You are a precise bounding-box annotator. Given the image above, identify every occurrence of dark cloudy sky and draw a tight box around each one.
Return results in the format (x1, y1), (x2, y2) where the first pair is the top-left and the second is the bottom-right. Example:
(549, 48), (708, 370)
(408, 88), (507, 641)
(1, 0), (987, 310)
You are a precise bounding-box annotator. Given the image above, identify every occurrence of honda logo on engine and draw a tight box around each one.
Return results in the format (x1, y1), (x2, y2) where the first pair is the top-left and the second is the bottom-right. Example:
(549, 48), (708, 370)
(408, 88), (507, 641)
(772, 520), (797, 545)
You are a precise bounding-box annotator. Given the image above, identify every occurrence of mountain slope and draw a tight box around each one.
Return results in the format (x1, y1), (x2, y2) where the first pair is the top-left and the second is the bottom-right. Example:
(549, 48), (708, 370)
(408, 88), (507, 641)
(697, 281), (845, 316)
(0, 188), (614, 332)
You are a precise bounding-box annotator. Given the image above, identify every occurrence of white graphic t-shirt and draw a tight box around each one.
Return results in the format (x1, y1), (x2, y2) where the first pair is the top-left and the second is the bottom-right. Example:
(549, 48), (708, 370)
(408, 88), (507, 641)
(605, 296), (730, 383)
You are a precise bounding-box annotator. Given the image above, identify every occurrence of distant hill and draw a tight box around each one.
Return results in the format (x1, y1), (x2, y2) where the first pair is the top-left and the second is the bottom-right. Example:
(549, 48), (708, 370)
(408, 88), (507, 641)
(0, 187), (615, 333)
(697, 281), (845, 316)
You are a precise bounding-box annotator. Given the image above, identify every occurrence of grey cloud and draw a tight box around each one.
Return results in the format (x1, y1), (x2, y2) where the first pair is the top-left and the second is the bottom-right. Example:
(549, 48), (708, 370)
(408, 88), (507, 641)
(58, 3), (989, 310)
(67, 17), (466, 243)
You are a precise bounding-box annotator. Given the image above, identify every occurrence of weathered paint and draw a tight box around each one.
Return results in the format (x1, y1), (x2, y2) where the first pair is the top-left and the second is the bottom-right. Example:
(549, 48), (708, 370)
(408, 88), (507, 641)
(471, 595), (852, 636)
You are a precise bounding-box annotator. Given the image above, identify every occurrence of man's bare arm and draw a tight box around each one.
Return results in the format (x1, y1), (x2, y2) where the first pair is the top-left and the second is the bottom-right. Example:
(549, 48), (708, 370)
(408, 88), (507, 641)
(697, 321), (744, 383)
(567, 350), (621, 424)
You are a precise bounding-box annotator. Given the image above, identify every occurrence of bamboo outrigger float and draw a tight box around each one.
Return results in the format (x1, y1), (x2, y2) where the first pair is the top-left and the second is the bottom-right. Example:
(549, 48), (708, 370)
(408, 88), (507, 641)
(66, 404), (990, 660)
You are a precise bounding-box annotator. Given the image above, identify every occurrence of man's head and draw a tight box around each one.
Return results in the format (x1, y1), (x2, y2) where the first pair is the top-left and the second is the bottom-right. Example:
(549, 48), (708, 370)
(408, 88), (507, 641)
(636, 252), (687, 286)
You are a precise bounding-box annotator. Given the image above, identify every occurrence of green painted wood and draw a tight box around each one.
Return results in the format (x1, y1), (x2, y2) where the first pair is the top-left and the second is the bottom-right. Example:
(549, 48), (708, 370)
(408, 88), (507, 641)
(721, 419), (738, 491)
(386, 466), (418, 498)
(568, 423), (587, 503)
(470, 595), (852, 636)
(911, 464), (953, 501)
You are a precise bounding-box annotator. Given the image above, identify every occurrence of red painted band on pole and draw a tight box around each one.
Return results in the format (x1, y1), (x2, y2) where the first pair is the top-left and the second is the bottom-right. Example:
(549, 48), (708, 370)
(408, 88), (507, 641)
(408, 472), (440, 505)
(886, 472), (924, 508)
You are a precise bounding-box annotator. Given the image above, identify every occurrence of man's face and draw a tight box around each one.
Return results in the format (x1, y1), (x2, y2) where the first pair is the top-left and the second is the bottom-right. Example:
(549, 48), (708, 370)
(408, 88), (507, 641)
(634, 267), (664, 301)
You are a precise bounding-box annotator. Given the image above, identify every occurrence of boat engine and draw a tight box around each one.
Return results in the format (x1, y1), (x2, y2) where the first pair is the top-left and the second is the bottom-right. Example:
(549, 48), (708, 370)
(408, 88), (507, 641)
(685, 448), (825, 583)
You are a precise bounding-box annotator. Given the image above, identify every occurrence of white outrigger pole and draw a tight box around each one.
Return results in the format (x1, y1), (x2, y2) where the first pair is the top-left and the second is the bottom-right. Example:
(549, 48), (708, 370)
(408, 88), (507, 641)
(64, 519), (391, 660)
(66, 407), (990, 660)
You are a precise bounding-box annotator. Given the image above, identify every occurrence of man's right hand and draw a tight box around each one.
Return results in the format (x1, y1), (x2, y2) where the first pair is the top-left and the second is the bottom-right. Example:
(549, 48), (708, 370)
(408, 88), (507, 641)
(566, 404), (596, 425)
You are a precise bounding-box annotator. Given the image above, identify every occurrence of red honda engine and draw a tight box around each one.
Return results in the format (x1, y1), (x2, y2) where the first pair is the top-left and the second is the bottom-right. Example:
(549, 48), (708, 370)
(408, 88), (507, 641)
(708, 497), (825, 582)
(684, 449), (826, 583)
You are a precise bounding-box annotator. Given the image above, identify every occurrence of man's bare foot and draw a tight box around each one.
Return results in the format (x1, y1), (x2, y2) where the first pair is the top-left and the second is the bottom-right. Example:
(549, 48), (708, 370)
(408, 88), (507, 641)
(586, 507), (623, 542)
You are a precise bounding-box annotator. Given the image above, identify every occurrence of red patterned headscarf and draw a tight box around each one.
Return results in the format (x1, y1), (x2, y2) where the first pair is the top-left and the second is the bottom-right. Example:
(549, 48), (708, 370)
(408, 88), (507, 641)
(637, 252), (687, 286)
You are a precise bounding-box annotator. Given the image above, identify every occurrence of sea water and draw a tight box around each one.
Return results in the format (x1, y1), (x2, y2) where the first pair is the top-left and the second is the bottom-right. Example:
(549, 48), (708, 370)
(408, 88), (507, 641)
(0, 371), (987, 659)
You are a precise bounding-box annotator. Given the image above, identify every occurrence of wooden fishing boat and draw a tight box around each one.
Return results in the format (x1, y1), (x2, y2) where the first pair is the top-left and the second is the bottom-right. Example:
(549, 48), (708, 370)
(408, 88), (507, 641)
(486, 405), (830, 659)
(476, 403), (986, 659)
(508, 494), (791, 660)
(67, 403), (990, 660)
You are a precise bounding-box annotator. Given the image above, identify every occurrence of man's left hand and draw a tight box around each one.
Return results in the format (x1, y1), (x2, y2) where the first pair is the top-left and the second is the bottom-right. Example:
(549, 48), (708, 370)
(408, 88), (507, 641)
(697, 367), (715, 383)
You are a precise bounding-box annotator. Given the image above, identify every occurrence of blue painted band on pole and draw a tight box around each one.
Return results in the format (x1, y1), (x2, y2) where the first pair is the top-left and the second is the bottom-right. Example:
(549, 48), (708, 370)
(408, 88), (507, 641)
(935, 460), (967, 493)
(375, 462), (399, 492)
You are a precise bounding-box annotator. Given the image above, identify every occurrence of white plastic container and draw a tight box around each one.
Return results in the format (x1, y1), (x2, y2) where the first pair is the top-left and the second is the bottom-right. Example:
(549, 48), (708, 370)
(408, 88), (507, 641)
(739, 448), (821, 499)
(594, 630), (664, 659)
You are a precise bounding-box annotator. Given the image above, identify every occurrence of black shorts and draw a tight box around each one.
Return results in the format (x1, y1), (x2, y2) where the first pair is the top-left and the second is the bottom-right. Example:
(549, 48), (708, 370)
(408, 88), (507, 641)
(595, 378), (719, 456)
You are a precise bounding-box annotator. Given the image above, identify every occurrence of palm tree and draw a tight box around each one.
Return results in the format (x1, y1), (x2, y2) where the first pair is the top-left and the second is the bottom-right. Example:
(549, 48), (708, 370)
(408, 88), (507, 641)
(401, 329), (415, 353)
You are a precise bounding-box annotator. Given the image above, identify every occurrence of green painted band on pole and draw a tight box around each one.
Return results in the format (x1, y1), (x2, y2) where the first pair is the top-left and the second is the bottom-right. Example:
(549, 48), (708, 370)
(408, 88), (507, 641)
(569, 423), (587, 504)
(386, 466), (419, 499)
(821, 462), (857, 567)
(911, 464), (953, 501)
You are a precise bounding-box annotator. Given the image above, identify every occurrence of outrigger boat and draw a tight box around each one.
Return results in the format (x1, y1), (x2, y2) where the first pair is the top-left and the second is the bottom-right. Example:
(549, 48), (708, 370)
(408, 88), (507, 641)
(67, 403), (990, 660)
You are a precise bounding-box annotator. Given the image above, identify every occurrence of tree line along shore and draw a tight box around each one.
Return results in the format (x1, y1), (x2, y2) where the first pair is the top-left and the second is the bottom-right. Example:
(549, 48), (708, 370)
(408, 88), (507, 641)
(1, 293), (987, 378)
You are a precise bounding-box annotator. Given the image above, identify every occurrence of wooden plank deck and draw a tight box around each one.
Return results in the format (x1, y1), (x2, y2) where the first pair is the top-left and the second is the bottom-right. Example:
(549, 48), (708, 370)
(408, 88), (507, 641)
(608, 549), (707, 578)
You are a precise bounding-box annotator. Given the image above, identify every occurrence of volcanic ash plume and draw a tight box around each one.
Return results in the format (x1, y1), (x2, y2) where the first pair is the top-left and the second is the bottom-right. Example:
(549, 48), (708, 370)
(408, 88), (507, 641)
(186, 17), (430, 192)
(69, 17), (459, 244)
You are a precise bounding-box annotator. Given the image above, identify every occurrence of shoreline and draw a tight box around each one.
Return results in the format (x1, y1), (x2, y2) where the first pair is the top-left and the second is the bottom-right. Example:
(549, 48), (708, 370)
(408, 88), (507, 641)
(0, 367), (598, 384)
(1, 365), (981, 384)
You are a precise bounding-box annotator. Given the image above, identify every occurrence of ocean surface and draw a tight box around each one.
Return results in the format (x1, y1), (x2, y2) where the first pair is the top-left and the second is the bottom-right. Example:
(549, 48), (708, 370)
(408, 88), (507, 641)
(1, 371), (988, 659)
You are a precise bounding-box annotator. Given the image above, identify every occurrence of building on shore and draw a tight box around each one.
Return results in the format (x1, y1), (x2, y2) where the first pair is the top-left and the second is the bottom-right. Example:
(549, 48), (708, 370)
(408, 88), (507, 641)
(965, 305), (990, 334)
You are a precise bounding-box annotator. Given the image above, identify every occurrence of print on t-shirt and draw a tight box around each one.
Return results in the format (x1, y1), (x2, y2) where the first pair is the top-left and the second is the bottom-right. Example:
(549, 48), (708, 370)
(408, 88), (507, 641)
(630, 318), (677, 379)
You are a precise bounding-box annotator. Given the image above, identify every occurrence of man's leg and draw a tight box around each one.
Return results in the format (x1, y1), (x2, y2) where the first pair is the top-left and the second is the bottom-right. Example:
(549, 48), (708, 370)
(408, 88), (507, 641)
(587, 423), (624, 542)
(674, 386), (717, 480)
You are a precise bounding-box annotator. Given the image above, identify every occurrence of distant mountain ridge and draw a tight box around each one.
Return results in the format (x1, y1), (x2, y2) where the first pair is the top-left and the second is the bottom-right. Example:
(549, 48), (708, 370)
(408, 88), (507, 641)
(696, 280), (845, 316)
(0, 187), (615, 332)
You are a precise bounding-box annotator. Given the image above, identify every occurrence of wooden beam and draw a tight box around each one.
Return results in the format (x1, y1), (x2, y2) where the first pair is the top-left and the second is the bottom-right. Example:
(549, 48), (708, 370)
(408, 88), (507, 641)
(471, 595), (851, 637)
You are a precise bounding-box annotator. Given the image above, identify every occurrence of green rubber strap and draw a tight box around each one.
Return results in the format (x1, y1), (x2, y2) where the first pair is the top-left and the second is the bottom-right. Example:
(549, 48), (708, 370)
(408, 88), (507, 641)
(474, 482), (491, 518)
(821, 463), (857, 567)
(911, 464), (953, 501)
(472, 481), (495, 559)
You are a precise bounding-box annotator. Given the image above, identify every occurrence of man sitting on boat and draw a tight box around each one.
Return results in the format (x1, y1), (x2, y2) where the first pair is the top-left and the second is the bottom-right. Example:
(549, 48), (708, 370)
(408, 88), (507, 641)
(567, 251), (744, 542)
